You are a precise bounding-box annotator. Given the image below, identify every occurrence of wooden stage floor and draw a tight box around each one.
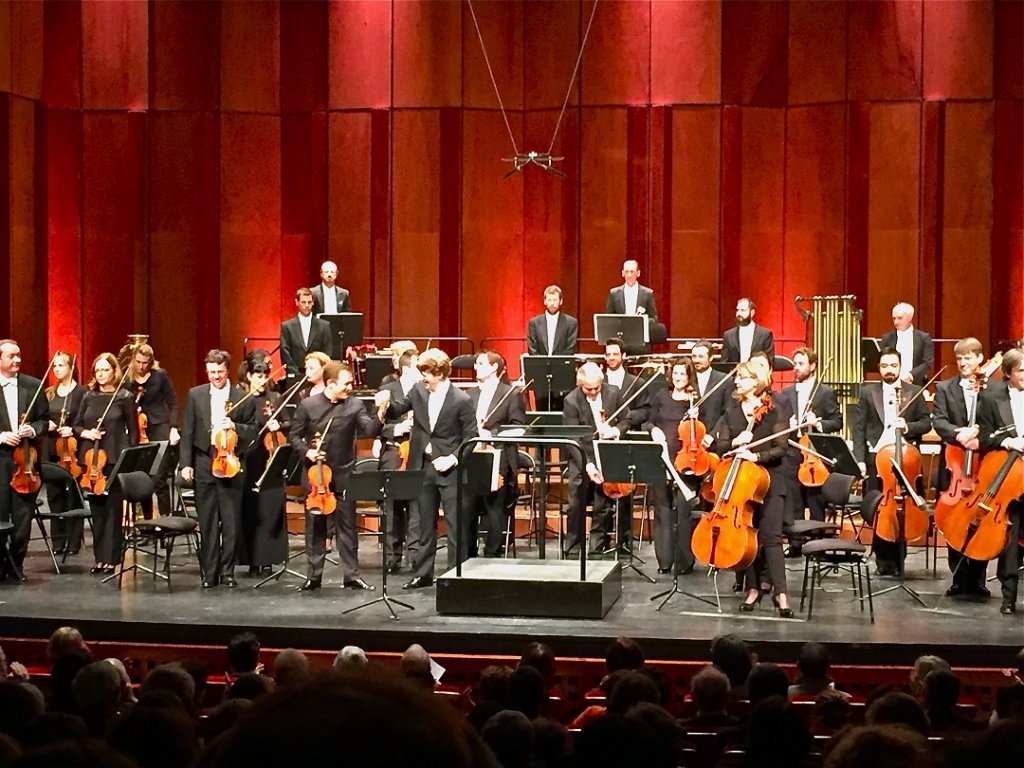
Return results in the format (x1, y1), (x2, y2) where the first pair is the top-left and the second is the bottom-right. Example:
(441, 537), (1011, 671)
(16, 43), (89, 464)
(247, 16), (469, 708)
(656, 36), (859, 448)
(1, 535), (1020, 667)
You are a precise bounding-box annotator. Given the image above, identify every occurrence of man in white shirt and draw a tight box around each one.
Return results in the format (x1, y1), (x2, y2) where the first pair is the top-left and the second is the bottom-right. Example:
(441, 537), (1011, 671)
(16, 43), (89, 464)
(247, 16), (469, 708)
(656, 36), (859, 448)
(526, 285), (579, 357)
(721, 298), (775, 364)
(879, 302), (934, 386)
(280, 288), (333, 382)
(310, 261), (352, 316)
(604, 261), (666, 346)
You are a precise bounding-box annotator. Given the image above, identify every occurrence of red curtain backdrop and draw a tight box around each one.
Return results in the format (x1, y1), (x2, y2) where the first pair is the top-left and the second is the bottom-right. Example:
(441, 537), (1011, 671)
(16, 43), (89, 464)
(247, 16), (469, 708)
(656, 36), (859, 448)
(0, 0), (1020, 384)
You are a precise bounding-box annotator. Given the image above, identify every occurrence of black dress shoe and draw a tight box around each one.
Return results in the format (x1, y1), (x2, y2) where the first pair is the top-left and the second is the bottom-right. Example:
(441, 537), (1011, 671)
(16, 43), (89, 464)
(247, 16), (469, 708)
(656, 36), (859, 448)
(344, 577), (376, 591)
(945, 583), (965, 597)
(222, 575), (238, 588)
(298, 577), (322, 592)
(657, 567), (671, 574)
(403, 575), (433, 590)
(202, 579), (218, 589)
(385, 562), (402, 575)
(677, 565), (695, 576)
(247, 566), (260, 577)
(1000, 600), (1016, 615)
(967, 585), (991, 598)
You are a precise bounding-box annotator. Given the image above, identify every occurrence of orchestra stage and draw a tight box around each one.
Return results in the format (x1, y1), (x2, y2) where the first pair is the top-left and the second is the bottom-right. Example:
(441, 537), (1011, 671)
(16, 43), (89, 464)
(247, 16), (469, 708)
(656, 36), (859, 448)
(2, 538), (1020, 668)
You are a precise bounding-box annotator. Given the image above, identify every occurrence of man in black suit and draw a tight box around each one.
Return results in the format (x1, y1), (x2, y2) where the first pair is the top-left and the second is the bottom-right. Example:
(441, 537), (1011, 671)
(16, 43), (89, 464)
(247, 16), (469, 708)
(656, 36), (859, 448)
(850, 348), (932, 575)
(691, 340), (730, 435)
(382, 349), (478, 589)
(310, 260), (352, 316)
(376, 349), (421, 574)
(289, 362), (387, 592)
(0, 340), (49, 579)
(879, 302), (933, 386)
(526, 285), (578, 356)
(604, 260), (667, 345)
(466, 351), (526, 557)
(562, 362), (631, 555)
(782, 347), (843, 525)
(932, 337), (991, 597)
(977, 347), (1024, 615)
(280, 288), (333, 383)
(721, 298), (775, 364)
(179, 350), (258, 588)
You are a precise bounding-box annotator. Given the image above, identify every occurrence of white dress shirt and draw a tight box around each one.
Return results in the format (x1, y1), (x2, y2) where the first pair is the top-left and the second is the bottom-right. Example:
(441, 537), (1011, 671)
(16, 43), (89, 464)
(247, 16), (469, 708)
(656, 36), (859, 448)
(426, 380), (450, 455)
(605, 367), (625, 390)
(299, 313), (312, 347)
(587, 392), (605, 426)
(738, 323), (755, 362)
(871, 382), (901, 452)
(794, 378), (814, 422)
(476, 378), (499, 427)
(545, 312), (559, 355)
(1010, 387), (1024, 438)
(695, 368), (712, 396)
(895, 326), (915, 380)
(623, 283), (639, 316)
(321, 284), (338, 314)
(210, 383), (231, 432)
(959, 377), (979, 421)
(0, 375), (19, 433)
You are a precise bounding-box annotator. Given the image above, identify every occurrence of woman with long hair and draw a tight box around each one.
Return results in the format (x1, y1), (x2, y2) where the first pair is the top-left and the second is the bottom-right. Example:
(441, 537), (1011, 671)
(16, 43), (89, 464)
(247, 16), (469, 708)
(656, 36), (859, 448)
(44, 351), (87, 555)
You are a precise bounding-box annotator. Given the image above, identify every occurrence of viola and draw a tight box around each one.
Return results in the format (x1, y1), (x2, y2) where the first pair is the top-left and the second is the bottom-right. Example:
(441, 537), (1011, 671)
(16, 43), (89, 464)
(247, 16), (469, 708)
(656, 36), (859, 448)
(674, 393), (719, 477)
(261, 399), (286, 454)
(935, 449), (1021, 561)
(873, 388), (930, 543)
(305, 431), (336, 515)
(54, 409), (81, 480)
(80, 442), (108, 495)
(797, 432), (829, 487)
(10, 413), (41, 495)
(135, 385), (149, 444)
(211, 399), (241, 479)
(597, 408), (636, 499)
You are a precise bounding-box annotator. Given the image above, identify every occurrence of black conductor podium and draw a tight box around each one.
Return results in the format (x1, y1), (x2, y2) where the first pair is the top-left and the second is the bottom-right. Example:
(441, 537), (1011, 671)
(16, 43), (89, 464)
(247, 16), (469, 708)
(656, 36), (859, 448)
(319, 312), (364, 360)
(341, 469), (425, 620)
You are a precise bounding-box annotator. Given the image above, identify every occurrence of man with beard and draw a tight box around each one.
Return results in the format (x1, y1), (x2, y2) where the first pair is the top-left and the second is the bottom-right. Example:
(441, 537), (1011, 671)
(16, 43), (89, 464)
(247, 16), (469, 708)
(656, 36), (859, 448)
(721, 298), (775, 364)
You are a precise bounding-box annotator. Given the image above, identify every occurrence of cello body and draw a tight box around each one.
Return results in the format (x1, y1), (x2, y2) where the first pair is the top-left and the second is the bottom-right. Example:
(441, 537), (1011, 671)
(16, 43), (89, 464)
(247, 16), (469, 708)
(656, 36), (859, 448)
(873, 440), (930, 543)
(691, 457), (767, 571)
(797, 433), (829, 487)
(935, 449), (1020, 562)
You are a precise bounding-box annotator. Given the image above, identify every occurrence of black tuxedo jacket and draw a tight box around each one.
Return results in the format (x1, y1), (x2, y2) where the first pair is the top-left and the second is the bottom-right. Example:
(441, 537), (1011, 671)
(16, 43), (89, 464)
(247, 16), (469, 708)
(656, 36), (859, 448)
(387, 382), (478, 480)
(310, 284), (352, 315)
(378, 379), (412, 447)
(526, 312), (579, 356)
(721, 324), (775, 364)
(978, 381), (1020, 451)
(695, 369), (731, 433)
(879, 328), (934, 385)
(711, 396), (789, 487)
(468, 380), (526, 474)
(850, 382), (931, 464)
(279, 315), (333, 376)
(0, 374), (49, 447)
(605, 284), (658, 323)
(288, 393), (381, 479)
(179, 384), (257, 468)
(932, 377), (978, 444)
(780, 381), (843, 434)
(562, 384), (629, 468)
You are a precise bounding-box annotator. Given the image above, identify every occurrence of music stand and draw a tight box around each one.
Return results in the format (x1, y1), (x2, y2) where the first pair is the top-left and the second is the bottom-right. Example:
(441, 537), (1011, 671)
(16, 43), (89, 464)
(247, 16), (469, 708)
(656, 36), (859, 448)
(807, 434), (862, 478)
(363, 356), (394, 389)
(522, 356), (577, 412)
(595, 440), (664, 582)
(522, 424), (592, 560)
(253, 445), (306, 588)
(340, 470), (425, 619)
(869, 458), (929, 607)
(320, 312), (364, 360)
(861, 338), (882, 373)
(99, 443), (166, 583)
(594, 314), (649, 354)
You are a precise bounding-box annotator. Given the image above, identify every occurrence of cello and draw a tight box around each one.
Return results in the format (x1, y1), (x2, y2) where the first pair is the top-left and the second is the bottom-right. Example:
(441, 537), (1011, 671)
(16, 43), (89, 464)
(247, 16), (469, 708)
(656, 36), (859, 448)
(872, 386), (931, 544)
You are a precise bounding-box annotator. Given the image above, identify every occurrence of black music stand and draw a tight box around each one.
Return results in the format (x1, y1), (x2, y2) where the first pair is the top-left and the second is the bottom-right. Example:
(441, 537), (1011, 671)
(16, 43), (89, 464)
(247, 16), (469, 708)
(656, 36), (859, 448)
(523, 424), (592, 559)
(869, 458), (928, 607)
(594, 313), (649, 354)
(99, 443), (165, 583)
(861, 338), (882, 373)
(340, 470), (425, 619)
(522, 356), (576, 412)
(807, 434), (862, 478)
(363, 355), (394, 389)
(595, 440), (663, 583)
(320, 312), (364, 360)
(252, 445), (305, 588)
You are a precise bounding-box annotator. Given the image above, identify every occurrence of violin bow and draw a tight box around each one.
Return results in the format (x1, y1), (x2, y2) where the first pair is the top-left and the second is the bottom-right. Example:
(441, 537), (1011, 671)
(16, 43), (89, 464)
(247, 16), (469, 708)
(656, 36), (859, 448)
(225, 365), (288, 416)
(480, 378), (533, 428)
(57, 354), (78, 429)
(797, 363), (831, 428)
(592, 365), (662, 437)
(690, 363), (741, 411)
(896, 366), (946, 417)
(255, 376), (307, 438)
(92, 366), (134, 431)
(16, 352), (59, 430)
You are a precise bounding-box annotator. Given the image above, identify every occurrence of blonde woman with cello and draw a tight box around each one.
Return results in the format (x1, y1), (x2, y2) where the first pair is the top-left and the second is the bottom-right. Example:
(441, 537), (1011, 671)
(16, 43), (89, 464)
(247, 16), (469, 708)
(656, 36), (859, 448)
(45, 351), (86, 555)
(72, 353), (138, 574)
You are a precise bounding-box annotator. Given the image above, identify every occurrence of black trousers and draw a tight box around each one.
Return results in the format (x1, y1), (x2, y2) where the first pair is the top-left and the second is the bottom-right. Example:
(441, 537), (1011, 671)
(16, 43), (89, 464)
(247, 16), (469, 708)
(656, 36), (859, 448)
(652, 479), (700, 573)
(0, 450), (41, 571)
(468, 478), (516, 558)
(304, 465), (359, 580)
(997, 500), (1023, 604)
(409, 461), (467, 579)
(564, 470), (613, 555)
(744, 492), (789, 595)
(193, 451), (243, 580)
(379, 446), (408, 568)
(946, 547), (989, 591)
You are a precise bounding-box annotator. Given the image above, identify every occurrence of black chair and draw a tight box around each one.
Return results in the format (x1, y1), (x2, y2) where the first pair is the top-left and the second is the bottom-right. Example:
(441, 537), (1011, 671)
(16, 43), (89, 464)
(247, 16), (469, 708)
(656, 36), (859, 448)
(34, 462), (93, 574)
(114, 471), (199, 591)
(822, 471), (863, 536)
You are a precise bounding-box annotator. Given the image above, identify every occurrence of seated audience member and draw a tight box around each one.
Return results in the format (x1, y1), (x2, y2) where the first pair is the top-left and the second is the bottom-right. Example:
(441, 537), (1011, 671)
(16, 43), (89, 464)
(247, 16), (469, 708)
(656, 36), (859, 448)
(909, 655), (949, 697)
(922, 669), (972, 732)
(400, 644), (436, 692)
(108, 704), (200, 768)
(137, 663), (196, 716)
(606, 671), (661, 716)
(745, 697), (811, 768)
(226, 632), (261, 675)
(177, 659), (208, 711)
(0, 644), (29, 682)
(710, 634), (753, 700)
(271, 649), (309, 690)
(518, 642), (557, 692)
(682, 666), (738, 728)
(790, 642), (850, 699)
(604, 637), (645, 676)
(71, 661), (124, 738)
(227, 672), (274, 701)
(822, 724), (932, 768)
(748, 663), (790, 705)
(508, 666), (547, 720)
(625, 702), (687, 768)
(0, 681), (45, 740)
(332, 646), (368, 672)
(467, 665), (514, 732)
(572, 715), (664, 768)
(975, 720), (1024, 767)
(104, 658), (137, 709)
(992, 683), (1024, 722)
(481, 710), (533, 768)
(569, 670), (627, 730)
(16, 711), (89, 750)
(811, 689), (854, 733)
(46, 627), (89, 664)
(48, 649), (92, 714)
(530, 718), (570, 768)
(638, 666), (671, 709)
(199, 699), (252, 744)
(865, 691), (929, 735)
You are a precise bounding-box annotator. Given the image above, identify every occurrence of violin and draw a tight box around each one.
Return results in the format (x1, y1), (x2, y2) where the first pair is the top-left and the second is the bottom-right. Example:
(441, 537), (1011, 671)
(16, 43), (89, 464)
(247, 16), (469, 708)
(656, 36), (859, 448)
(211, 400), (241, 479)
(305, 429), (337, 516)
(794, 365), (831, 487)
(261, 399), (286, 454)
(11, 413), (42, 495)
(81, 367), (134, 494)
(873, 387), (930, 543)
(674, 392), (719, 477)
(935, 449), (1021, 561)
(54, 408), (82, 479)
(135, 384), (149, 444)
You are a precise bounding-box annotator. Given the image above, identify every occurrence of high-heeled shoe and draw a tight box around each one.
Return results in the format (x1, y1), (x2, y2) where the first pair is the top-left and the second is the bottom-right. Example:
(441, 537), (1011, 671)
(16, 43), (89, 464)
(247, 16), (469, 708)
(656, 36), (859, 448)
(739, 590), (763, 612)
(772, 594), (794, 619)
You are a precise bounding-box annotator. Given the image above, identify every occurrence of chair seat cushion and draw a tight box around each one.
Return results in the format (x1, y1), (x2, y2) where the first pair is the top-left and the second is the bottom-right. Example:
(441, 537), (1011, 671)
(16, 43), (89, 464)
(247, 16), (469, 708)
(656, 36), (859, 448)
(785, 520), (839, 536)
(39, 509), (91, 520)
(802, 538), (867, 556)
(136, 517), (197, 534)
(0, 521), (13, 533)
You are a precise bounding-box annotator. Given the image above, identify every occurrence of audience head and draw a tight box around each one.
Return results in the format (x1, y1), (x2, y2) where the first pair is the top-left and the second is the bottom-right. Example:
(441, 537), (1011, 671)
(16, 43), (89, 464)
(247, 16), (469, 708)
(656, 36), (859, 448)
(227, 672), (274, 702)
(572, 714), (663, 768)
(108, 703), (199, 768)
(477, 665), (513, 707)
(226, 632), (260, 674)
(690, 665), (730, 715)
(798, 642), (832, 681)
(177, 658), (208, 710)
(481, 710), (533, 768)
(866, 691), (929, 735)
(104, 658), (137, 706)
(138, 663), (196, 715)
(49, 648), (93, 714)
(748, 662), (790, 705)
(710, 634), (753, 691)
(71, 661), (123, 735)
(625, 702), (686, 768)
(519, 642), (556, 688)
(606, 671), (661, 716)
(400, 644), (435, 692)
(746, 697), (811, 768)
(16, 711), (89, 751)
(531, 718), (570, 768)
(47, 627), (88, 663)
(508, 665), (547, 720)
(332, 646), (368, 672)
(824, 724), (931, 768)
(604, 637), (644, 674)
(812, 689), (853, 732)
(0, 681), (45, 739)
(910, 654), (949, 695)
(272, 648), (309, 690)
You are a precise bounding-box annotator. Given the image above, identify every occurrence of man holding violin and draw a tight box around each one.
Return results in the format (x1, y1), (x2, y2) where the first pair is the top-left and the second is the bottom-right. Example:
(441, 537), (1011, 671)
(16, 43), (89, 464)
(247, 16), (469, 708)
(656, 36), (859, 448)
(289, 361), (388, 592)
(0, 340), (49, 580)
(851, 348), (932, 577)
(180, 350), (257, 589)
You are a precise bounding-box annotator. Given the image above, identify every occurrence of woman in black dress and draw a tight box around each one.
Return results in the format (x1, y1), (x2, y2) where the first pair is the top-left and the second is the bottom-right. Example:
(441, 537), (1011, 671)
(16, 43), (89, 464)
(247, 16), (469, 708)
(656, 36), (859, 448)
(45, 351), (87, 554)
(712, 358), (792, 617)
(129, 343), (179, 518)
(239, 352), (290, 574)
(74, 353), (138, 573)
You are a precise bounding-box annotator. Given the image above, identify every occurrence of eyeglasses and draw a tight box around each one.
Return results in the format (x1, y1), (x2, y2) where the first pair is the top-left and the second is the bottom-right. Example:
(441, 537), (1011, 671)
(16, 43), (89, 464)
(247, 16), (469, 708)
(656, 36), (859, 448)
(251, 364), (271, 374)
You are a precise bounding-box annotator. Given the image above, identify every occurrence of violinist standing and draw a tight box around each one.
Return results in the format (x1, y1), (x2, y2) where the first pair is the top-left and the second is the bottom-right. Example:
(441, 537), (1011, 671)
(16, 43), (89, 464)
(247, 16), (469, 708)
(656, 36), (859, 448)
(781, 348), (843, 539)
(466, 351), (526, 558)
(646, 358), (705, 575)
(239, 354), (289, 575)
(73, 353), (139, 574)
(932, 338), (991, 598)
(376, 349), (421, 573)
(851, 349), (932, 576)
(977, 348), (1024, 616)
(561, 363), (630, 557)
(0, 339), (49, 579)
(712, 359), (792, 616)
(130, 344), (179, 518)
(45, 351), (86, 555)
(179, 350), (257, 589)
(288, 362), (386, 592)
